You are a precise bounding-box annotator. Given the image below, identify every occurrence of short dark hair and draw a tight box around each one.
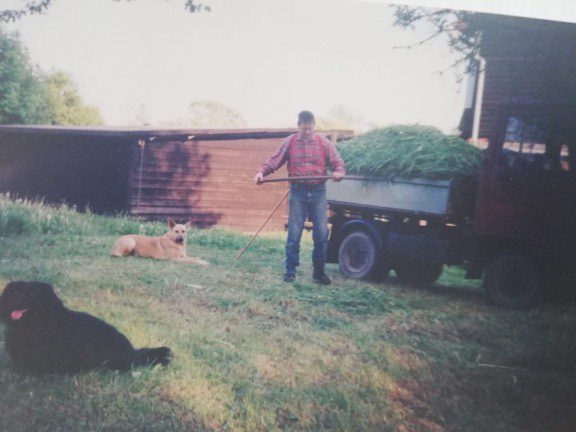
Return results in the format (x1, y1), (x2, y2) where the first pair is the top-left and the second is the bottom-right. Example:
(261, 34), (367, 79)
(297, 111), (315, 124)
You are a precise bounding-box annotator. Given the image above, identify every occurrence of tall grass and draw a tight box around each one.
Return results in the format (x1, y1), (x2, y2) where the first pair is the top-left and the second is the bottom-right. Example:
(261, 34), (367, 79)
(0, 194), (284, 255)
(0, 194), (144, 237)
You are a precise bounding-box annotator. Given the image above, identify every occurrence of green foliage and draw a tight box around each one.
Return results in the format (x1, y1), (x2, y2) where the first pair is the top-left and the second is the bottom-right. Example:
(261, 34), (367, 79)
(0, 28), (49, 124)
(0, 0), (51, 23)
(179, 100), (247, 128)
(44, 71), (103, 125)
(317, 104), (377, 133)
(185, 0), (211, 13)
(0, 1), (210, 23)
(337, 124), (484, 180)
(0, 29), (104, 125)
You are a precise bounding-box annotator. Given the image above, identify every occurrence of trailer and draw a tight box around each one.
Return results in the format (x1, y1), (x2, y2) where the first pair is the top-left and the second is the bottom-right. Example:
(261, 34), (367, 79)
(326, 176), (471, 286)
(326, 103), (576, 309)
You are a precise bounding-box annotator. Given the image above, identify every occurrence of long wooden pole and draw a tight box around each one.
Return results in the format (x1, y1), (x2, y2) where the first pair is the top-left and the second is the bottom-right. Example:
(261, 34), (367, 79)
(237, 175), (362, 259)
(236, 188), (290, 259)
(261, 175), (364, 183)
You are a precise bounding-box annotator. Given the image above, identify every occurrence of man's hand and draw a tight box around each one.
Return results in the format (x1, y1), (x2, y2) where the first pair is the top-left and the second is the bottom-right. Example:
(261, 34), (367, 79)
(254, 171), (264, 185)
(332, 171), (345, 182)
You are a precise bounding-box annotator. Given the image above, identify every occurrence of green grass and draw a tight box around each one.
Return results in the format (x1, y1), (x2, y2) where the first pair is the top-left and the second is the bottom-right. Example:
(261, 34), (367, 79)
(1, 194), (576, 431)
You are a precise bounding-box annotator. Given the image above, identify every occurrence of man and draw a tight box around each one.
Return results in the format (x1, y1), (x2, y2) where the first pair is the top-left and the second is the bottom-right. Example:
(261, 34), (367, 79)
(254, 111), (346, 284)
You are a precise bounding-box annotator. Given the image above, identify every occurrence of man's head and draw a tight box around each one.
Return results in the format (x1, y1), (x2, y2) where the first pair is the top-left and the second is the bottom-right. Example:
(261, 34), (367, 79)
(297, 110), (315, 140)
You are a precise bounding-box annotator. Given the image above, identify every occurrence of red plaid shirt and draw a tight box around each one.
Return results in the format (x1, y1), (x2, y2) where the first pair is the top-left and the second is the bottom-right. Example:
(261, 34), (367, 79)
(260, 133), (346, 184)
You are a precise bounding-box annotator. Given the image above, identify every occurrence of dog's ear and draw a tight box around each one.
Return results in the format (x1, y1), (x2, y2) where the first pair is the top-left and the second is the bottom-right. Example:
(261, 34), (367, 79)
(2, 281), (27, 299)
(2, 281), (19, 295)
(185, 221), (192, 229)
(167, 217), (176, 229)
(0, 281), (18, 308)
(35, 282), (64, 311)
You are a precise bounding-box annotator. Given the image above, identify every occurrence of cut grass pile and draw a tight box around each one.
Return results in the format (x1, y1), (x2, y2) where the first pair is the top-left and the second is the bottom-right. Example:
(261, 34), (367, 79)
(337, 125), (484, 181)
(1, 194), (576, 432)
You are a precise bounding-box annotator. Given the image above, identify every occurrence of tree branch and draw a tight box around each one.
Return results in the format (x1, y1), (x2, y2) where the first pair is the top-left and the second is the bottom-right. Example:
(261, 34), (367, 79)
(392, 5), (482, 80)
(0, 0), (52, 23)
(0, 0), (211, 23)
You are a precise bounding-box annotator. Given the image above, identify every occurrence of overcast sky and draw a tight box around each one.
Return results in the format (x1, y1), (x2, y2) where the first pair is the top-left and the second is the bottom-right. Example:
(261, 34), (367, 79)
(6, 0), (475, 131)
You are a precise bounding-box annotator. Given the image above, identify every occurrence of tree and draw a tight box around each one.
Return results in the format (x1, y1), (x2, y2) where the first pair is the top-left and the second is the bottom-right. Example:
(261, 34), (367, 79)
(0, 29), (104, 125)
(317, 104), (377, 133)
(0, 0), (210, 23)
(43, 71), (104, 125)
(392, 6), (482, 76)
(0, 28), (49, 124)
(171, 100), (246, 128)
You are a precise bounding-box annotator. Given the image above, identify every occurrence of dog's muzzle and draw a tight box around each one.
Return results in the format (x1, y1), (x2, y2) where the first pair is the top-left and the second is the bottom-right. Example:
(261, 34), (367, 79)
(175, 237), (184, 244)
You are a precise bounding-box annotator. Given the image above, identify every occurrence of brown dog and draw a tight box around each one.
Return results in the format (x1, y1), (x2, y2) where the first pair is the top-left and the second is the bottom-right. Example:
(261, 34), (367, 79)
(110, 218), (209, 265)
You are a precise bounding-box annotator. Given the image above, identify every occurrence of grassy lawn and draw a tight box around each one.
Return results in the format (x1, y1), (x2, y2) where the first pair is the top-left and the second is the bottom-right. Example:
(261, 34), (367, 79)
(1, 195), (575, 431)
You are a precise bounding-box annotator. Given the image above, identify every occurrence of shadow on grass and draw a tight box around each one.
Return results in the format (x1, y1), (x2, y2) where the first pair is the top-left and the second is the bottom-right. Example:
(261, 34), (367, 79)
(358, 273), (488, 310)
(0, 370), (207, 432)
(419, 281), (487, 305)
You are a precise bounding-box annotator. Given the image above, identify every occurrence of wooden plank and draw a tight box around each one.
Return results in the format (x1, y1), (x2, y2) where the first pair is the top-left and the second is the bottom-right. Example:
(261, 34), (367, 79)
(128, 135), (297, 230)
(143, 148), (270, 157)
(132, 168), (277, 178)
(130, 195), (288, 204)
(138, 156), (270, 166)
(130, 202), (291, 212)
(130, 174), (265, 183)
(130, 185), (285, 194)
(131, 207), (289, 217)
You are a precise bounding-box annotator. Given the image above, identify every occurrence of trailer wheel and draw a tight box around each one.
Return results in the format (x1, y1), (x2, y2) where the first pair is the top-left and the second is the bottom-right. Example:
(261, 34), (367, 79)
(394, 258), (443, 286)
(338, 231), (386, 280)
(483, 252), (543, 309)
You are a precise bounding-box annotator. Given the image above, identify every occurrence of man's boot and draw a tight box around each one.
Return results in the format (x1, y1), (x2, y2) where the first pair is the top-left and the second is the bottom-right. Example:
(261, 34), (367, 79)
(313, 267), (331, 285)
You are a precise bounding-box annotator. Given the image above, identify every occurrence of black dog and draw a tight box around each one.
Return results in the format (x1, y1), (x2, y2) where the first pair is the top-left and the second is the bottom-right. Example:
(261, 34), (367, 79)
(0, 281), (171, 374)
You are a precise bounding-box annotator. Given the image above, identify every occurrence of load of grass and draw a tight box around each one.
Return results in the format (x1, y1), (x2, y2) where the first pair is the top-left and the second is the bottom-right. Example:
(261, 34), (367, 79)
(337, 125), (483, 181)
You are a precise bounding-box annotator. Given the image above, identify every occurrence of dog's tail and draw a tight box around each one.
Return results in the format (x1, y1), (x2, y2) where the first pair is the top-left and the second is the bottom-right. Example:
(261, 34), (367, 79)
(133, 347), (171, 367)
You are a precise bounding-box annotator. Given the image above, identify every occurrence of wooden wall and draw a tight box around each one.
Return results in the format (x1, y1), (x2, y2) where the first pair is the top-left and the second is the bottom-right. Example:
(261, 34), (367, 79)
(0, 133), (132, 214)
(476, 17), (576, 139)
(0, 128), (349, 232)
(129, 137), (291, 231)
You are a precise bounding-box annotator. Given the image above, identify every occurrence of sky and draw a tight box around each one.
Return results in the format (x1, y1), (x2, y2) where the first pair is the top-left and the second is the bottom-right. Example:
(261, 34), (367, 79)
(6, 0), (475, 132)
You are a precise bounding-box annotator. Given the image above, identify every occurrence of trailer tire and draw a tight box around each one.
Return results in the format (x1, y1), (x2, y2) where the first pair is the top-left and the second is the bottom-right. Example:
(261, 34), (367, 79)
(394, 258), (443, 286)
(483, 252), (543, 309)
(338, 231), (386, 280)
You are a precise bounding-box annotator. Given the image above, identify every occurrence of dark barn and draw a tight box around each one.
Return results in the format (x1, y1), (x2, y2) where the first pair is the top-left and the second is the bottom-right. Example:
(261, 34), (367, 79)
(0, 126), (347, 231)
(460, 15), (576, 142)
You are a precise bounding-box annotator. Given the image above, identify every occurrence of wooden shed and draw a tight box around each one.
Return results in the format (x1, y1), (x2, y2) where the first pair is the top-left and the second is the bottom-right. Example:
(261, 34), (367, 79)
(0, 126), (348, 231)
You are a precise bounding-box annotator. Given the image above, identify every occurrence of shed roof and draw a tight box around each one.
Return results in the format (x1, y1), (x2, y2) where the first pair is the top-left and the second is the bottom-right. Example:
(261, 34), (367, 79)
(0, 125), (354, 142)
(0, 125), (304, 141)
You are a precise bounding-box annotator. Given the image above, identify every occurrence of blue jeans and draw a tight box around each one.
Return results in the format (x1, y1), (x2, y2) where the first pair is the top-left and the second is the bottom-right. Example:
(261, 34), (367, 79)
(285, 183), (328, 275)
